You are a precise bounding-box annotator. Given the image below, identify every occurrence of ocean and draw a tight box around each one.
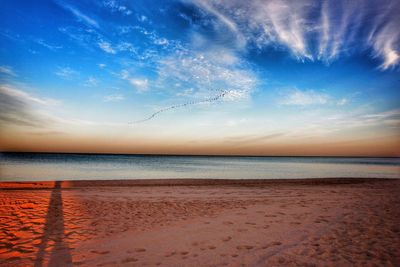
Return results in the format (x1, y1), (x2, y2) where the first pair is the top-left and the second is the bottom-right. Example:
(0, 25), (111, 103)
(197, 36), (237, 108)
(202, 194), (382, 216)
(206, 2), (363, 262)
(0, 152), (399, 181)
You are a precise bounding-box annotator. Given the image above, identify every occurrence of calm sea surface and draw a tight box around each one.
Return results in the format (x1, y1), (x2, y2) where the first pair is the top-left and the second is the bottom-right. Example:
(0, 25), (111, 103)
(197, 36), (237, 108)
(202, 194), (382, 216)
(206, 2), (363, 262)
(0, 153), (399, 181)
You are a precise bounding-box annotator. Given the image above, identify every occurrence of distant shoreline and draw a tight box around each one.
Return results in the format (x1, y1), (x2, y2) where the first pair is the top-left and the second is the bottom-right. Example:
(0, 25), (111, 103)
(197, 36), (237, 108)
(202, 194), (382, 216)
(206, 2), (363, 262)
(1, 151), (399, 158)
(1, 177), (398, 190)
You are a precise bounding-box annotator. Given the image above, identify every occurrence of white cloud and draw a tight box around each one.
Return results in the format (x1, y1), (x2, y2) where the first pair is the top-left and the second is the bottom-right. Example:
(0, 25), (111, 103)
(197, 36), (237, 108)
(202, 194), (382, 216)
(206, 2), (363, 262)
(157, 48), (256, 101)
(361, 109), (400, 120)
(34, 39), (63, 51)
(0, 85), (58, 128)
(0, 66), (17, 76)
(120, 70), (129, 80)
(0, 84), (60, 106)
(225, 118), (248, 127)
(337, 98), (349, 106)
(138, 15), (148, 22)
(154, 38), (169, 46)
(370, 21), (400, 70)
(194, 0), (238, 33)
(191, 0), (245, 48)
(103, 0), (132, 16)
(131, 47), (257, 123)
(98, 41), (116, 54)
(279, 89), (330, 106)
(116, 42), (137, 53)
(176, 88), (194, 97)
(259, 1), (311, 59)
(55, 1), (99, 28)
(84, 76), (99, 87)
(55, 67), (78, 79)
(191, 0), (311, 57)
(98, 63), (106, 69)
(103, 94), (125, 102)
(129, 78), (149, 92)
(120, 70), (149, 92)
(190, 0), (400, 69)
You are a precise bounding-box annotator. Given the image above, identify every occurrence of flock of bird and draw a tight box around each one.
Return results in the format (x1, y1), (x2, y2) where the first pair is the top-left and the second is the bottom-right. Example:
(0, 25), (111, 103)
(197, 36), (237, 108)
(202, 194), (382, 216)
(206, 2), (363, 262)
(130, 90), (229, 124)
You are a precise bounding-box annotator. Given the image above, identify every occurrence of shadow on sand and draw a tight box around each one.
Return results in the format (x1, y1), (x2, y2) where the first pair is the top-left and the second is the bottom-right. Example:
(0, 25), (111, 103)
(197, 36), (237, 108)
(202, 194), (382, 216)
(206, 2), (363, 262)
(34, 181), (72, 267)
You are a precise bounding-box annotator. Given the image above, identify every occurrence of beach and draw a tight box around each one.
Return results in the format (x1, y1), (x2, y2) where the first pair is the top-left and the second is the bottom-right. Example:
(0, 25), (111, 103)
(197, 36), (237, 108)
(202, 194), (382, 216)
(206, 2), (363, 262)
(1, 178), (399, 266)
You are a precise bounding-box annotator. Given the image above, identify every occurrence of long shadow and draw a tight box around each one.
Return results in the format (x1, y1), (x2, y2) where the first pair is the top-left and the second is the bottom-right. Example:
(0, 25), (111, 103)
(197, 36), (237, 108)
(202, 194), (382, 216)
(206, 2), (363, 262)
(34, 181), (72, 267)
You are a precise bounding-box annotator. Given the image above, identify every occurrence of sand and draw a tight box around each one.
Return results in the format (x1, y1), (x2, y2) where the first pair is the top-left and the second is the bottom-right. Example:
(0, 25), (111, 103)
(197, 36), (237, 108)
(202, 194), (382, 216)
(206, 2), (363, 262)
(0, 178), (399, 266)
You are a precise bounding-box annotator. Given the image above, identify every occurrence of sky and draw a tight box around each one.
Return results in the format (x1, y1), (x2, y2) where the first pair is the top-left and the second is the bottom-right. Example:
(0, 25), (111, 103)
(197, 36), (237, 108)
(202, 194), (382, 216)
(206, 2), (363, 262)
(0, 0), (399, 156)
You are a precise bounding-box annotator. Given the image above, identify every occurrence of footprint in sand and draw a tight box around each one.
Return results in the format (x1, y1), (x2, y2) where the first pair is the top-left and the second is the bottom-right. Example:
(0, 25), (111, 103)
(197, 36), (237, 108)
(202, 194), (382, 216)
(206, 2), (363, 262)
(208, 245), (216, 250)
(121, 257), (138, 263)
(180, 251), (189, 255)
(236, 245), (254, 250)
(164, 251), (176, 257)
(222, 236), (232, 242)
(231, 254), (239, 257)
(91, 250), (110, 255)
(97, 261), (118, 266)
(271, 241), (282, 246)
(223, 221), (234, 225)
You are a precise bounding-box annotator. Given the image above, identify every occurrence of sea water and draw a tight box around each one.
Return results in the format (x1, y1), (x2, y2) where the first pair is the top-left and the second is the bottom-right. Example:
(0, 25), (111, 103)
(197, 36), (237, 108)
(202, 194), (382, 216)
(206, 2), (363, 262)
(0, 153), (399, 181)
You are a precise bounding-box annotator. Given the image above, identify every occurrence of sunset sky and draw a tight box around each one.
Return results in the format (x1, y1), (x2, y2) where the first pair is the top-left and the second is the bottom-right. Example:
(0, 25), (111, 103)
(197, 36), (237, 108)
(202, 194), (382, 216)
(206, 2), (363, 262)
(0, 0), (399, 156)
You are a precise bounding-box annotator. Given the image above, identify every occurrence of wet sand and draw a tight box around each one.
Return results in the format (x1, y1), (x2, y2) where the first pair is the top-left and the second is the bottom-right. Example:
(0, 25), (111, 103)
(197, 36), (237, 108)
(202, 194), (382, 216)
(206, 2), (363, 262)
(0, 178), (399, 266)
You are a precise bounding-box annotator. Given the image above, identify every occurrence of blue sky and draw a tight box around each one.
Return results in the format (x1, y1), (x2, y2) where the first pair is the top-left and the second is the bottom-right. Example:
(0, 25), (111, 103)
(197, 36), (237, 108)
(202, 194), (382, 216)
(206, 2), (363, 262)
(0, 0), (399, 155)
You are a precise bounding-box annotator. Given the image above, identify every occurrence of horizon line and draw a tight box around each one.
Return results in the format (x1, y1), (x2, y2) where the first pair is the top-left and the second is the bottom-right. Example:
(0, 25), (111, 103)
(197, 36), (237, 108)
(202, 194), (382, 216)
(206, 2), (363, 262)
(1, 151), (399, 159)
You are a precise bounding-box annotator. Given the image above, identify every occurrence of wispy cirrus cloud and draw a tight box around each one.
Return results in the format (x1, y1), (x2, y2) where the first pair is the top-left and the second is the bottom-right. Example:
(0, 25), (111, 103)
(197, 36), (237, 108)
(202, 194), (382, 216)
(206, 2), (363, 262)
(103, 94), (125, 102)
(157, 48), (256, 101)
(188, 0), (400, 69)
(294, 108), (400, 137)
(55, 0), (99, 28)
(55, 67), (78, 79)
(98, 41), (116, 54)
(0, 84), (60, 106)
(0, 66), (17, 77)
(369, 17), (400, 70)
(34, 39), (63, 51)
(0, 84), (60, 128)
(83, 76), (99, 87)
(279, 89), (330, 106)
(102, 0), (132, 16)
(277, 88), (360, 107)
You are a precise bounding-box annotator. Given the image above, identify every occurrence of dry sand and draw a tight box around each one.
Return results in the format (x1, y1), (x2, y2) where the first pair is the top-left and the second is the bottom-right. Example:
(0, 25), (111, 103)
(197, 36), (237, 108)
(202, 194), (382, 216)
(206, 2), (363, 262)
(0, 178), (399, 266)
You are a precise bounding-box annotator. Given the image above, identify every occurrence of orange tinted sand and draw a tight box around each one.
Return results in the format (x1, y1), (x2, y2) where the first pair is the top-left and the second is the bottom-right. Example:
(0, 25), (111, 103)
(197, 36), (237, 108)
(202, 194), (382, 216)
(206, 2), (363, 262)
(0, 178), (399, 266)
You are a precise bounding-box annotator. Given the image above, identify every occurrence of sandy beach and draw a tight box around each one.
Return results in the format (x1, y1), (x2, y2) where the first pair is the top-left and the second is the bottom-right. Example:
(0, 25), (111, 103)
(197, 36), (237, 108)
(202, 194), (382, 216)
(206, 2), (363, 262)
(1, 178), (399, 266)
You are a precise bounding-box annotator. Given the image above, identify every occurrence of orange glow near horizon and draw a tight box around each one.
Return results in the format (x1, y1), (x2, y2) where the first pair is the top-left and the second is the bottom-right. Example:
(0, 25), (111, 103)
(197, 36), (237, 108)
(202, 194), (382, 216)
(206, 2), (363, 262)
(1, 131), (399, 157)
